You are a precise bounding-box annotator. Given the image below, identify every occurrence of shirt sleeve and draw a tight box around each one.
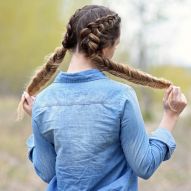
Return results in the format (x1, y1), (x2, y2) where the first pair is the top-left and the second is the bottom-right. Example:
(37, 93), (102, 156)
(120, 86), (176, 180)
(26, 118), (56, 183)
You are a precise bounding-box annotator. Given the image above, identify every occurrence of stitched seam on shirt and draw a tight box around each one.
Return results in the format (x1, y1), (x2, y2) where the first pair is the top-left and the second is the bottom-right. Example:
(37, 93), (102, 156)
(34, 85), (124, 110)
(34, 102), (105, 109)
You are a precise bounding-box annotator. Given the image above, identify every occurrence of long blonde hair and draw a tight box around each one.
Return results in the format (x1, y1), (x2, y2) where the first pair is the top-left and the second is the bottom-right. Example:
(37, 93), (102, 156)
(16, 5), (172, 121)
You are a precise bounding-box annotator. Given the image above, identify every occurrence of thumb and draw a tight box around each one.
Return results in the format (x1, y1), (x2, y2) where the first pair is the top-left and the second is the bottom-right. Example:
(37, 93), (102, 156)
(163, 85), (173, 102)
(23, 91), (33, 106)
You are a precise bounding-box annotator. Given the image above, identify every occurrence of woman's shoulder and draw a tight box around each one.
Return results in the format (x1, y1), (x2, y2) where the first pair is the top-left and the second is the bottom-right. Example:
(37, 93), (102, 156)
(32, 84), (55, 110)
(98, 78), (138, 107)
(106, 78), (136, 97)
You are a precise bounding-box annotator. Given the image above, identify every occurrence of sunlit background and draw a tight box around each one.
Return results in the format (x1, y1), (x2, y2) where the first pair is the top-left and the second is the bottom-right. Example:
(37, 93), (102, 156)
(0, 0), (191, 190)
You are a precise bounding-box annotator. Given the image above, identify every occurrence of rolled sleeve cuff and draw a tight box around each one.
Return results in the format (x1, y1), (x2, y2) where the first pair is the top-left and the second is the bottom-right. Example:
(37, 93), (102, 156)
(26, 134), (35, 162)
(149, 127), (176, 161)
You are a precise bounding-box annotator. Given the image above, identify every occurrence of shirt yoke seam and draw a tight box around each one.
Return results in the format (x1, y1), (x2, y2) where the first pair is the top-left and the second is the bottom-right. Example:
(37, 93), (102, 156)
(34, 102), (106, 109)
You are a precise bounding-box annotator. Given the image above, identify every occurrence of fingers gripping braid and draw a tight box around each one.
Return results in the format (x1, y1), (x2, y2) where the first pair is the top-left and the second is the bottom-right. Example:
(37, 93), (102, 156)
(79, 14), (121, 55)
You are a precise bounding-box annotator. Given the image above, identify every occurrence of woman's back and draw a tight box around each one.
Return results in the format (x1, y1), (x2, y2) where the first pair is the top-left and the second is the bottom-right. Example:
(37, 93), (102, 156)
(32, 68), (137, 190)
(29, 68), (177, 191)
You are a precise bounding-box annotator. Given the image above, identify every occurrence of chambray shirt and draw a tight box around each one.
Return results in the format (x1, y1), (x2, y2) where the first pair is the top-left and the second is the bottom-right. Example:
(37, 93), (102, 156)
(26, 68), (176, 191)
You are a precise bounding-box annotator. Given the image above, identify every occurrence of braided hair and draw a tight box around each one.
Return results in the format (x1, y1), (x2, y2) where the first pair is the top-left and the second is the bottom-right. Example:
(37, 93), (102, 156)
(17, 5), (172, 120)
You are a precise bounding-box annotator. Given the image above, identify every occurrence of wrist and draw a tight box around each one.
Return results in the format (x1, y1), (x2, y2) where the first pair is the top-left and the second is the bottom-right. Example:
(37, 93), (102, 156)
(163, 110), (179, 121)
(159, 112), (179, 132)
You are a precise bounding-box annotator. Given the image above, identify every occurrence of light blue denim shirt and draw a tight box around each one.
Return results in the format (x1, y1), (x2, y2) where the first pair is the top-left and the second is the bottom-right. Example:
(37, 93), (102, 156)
(26, 68), (176, 191)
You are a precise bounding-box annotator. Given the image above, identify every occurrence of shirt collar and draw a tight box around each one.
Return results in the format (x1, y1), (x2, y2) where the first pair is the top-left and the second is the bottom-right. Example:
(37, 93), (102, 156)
(53, 68), (108, 83)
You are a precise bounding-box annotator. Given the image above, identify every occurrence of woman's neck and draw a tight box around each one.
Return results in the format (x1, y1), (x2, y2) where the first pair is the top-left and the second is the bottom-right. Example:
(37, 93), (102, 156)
(67, 52), (97, 73)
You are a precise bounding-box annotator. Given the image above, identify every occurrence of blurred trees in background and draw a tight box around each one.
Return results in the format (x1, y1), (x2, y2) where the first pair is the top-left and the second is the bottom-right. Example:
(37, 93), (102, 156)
(0, 0), (90, 96)
(0, 0), (63, 95)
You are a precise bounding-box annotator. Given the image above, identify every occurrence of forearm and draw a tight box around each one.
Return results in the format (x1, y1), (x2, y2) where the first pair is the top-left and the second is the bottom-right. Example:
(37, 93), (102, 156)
(159, 112), (179, 132)
(27, 119), (56, 183)
(120, 87), (177, 180)
(26, 133), (56, 183)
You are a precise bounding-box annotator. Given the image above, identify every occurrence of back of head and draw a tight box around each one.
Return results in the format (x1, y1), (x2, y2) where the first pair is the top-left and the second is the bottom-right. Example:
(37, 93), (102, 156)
(16, 4), (172, 121)
(63, 5), (121, 56)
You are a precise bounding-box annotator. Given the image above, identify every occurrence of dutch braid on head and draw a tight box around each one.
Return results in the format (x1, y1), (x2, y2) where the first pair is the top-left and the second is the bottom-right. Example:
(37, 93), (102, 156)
(62, 8), (82, 49)
(79, 14), (121, 55)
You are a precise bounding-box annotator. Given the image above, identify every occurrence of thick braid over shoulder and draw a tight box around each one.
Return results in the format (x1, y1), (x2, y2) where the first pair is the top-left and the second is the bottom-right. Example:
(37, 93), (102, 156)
(90, 55), (172, 89)
(26, 46), (66, 95)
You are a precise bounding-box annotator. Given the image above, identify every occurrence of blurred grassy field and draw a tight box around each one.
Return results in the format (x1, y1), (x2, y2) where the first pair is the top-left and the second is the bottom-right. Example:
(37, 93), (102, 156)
(0, 88), (190, 191)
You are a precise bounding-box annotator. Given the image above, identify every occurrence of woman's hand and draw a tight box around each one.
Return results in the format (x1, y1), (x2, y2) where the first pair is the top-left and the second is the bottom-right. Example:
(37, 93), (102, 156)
(160, 85), (188, 132)
(163, 85), (187, 117)
(22, 91), (36, 116)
